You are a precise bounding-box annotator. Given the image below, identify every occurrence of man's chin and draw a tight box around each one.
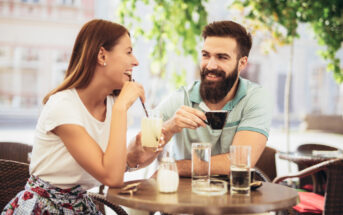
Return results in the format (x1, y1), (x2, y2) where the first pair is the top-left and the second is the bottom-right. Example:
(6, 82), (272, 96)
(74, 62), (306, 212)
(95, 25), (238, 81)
(202, 81), (220, 88)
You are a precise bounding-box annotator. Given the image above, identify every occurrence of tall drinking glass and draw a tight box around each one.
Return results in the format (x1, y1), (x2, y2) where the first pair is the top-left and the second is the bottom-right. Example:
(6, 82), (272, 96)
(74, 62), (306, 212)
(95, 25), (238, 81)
(141, 113), (163, 148)
(192, 143), (211, 189)
(230, 145), (251, 196)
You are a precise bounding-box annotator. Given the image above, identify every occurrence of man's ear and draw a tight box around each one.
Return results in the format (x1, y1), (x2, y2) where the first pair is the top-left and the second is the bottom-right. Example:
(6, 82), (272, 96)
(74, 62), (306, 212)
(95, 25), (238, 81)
(97, 47), (107, 66)
(238, 56), (248, 72)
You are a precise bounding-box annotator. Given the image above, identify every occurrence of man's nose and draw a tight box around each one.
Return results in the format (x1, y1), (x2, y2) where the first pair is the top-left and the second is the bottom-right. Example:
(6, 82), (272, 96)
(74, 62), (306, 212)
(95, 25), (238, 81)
(206, 58), (218, 70)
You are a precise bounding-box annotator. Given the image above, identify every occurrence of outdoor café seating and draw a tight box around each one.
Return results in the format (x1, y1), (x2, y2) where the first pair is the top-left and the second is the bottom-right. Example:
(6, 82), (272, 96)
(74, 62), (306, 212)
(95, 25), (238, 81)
(0, 159), (30, 210)
(295, 143), (340, 193)
(255, 146), (277, 182)
(273, 158), (343, 215)
(0, 141), (127, 214)
(0, 158), (128, 214)
(0, 141), (32, 164)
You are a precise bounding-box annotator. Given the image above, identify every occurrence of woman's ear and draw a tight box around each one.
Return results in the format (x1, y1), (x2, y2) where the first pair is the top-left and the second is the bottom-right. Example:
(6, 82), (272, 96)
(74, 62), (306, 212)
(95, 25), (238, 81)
(97, 47), (107, 66)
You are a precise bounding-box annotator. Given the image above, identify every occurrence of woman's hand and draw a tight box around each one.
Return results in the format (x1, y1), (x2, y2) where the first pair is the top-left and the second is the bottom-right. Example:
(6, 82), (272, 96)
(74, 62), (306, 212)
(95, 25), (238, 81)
(115, 81), (145, 110)
(127, 128), (168, 169)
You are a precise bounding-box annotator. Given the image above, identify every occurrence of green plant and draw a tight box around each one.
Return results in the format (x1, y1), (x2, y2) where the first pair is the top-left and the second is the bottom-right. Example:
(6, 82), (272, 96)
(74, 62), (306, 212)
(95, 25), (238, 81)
(118, 0), (342, 84)
(117, 0), (208, 88)
(233, 0), (343, 83)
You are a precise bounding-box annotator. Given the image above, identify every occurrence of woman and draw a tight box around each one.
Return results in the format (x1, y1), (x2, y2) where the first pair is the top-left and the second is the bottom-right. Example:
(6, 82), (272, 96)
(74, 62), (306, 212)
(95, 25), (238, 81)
(2, 19), (144, 214)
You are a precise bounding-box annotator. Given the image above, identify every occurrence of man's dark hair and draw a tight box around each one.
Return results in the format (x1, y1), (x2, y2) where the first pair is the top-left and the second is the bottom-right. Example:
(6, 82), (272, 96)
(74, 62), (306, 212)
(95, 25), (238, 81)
(202, 21), (252, 58)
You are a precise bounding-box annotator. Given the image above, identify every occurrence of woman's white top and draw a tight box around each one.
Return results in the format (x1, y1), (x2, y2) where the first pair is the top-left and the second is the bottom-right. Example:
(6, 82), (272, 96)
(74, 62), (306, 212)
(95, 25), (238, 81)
(30, 88), (115, 190)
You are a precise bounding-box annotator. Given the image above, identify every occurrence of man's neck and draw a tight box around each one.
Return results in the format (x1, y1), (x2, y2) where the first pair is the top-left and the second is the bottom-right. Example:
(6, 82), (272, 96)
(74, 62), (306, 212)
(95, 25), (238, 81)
(204, 78), (240, 110)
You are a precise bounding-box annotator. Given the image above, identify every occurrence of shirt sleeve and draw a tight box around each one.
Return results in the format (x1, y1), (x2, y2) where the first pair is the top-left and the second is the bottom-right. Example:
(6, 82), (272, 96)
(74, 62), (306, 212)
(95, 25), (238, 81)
(39, 93), (84, 134)
(154, 88), (186, 122)
(237, 87), (273, 138)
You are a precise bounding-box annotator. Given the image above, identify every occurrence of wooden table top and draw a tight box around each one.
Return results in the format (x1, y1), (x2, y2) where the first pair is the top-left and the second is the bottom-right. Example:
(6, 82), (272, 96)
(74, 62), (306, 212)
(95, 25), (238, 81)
(106, 178), (299, 214)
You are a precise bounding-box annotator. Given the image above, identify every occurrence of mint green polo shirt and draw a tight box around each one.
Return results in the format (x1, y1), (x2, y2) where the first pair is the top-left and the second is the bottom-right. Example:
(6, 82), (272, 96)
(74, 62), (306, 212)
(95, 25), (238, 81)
(155, 77), (273, 160)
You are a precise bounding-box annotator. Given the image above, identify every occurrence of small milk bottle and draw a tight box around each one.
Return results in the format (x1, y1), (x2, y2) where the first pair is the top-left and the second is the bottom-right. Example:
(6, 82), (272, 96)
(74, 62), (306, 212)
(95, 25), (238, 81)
(157, 154), (179, 193)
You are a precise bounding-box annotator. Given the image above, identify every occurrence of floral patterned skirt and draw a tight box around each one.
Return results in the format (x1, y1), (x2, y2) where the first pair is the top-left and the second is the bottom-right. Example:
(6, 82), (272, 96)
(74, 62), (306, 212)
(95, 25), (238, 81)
(1, 175), (102, 215)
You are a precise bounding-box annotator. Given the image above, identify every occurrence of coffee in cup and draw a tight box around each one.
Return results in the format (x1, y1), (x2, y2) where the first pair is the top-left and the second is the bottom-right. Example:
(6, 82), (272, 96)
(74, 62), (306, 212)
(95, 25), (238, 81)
(205, 110), (228, 130)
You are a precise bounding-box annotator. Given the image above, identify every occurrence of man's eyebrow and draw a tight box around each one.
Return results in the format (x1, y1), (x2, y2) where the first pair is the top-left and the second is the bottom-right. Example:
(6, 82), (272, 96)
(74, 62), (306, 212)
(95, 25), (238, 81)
(201, 50), (230, 57)
(217, 53), (230, 58)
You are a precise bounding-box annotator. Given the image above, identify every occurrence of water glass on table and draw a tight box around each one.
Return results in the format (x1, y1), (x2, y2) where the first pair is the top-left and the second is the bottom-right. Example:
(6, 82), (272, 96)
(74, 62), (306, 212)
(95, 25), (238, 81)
(230, 145), (251, 196)
(191, 143), (211, 189)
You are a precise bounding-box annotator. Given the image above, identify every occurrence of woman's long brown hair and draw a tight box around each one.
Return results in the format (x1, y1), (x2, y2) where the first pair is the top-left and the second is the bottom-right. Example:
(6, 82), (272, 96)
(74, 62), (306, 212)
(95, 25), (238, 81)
(43, 19), (128, 104)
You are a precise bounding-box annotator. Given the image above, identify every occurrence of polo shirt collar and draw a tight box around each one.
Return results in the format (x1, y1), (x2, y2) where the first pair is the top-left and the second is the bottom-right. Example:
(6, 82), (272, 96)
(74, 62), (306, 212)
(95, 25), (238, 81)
(189, 77), (247, 111)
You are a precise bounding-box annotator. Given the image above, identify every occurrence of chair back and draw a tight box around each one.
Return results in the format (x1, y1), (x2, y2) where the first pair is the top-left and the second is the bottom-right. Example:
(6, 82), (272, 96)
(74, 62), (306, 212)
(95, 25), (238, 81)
(255, 146), (277, 181)
(273, 158), (343, 215)
(0, 159), (29, 210)
(324, 160), (343, 214)
(296, 143), (339, 191)
(0, 141), (33, 164)
(297, 143), (338, 156)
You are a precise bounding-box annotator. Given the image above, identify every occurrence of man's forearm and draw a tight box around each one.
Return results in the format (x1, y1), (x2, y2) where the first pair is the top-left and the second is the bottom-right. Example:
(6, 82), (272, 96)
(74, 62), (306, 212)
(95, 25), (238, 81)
(210, 153), (231, 175)
(176, 159), (192, 177)
(176, 154), (231, 177)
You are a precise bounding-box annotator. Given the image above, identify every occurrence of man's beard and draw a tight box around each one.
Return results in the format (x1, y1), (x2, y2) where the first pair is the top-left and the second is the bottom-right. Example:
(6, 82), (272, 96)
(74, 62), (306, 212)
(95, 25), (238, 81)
(200, 64), (239, 104)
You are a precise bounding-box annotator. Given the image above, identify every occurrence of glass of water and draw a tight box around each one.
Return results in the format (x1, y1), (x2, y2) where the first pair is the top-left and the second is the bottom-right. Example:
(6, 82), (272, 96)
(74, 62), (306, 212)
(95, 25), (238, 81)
(230, 145), (251, 196)
(191, 142), (211, 190)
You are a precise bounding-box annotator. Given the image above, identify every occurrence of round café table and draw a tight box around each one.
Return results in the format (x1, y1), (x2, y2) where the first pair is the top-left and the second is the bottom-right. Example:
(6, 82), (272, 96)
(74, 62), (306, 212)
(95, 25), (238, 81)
(105, 178), (298, 214)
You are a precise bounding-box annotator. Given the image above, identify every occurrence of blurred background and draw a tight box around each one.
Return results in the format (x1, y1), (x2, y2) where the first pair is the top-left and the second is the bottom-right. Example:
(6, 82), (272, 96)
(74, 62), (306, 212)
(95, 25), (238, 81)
(1, 0), (343, 178)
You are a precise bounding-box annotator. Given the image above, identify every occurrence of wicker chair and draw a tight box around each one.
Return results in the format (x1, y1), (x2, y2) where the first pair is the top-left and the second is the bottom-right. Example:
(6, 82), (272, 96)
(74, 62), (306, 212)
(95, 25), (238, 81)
(273, 158), (343, 215)
(0, 159), (30, 210)
(255, 146), (277, 182)
(0, 141), (33, 164)
(296, 143), (339, 194)
(0, 141), (127, 214)
(0, 158), (127, 214)
(88, 191), (128, 215)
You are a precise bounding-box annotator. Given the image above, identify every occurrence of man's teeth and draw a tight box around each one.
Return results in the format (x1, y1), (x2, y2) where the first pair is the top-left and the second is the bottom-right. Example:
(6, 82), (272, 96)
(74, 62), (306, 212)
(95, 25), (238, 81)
(207, 74), (217, 78)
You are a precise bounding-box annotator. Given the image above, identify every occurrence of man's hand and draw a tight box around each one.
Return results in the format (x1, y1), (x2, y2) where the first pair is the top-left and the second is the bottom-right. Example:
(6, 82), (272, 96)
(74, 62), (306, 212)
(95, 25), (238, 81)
(163, 105), (207, 142)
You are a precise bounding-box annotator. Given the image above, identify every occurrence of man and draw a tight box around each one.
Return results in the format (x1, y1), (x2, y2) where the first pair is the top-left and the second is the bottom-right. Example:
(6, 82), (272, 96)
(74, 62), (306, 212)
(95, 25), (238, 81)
(127, 20), (272, 176)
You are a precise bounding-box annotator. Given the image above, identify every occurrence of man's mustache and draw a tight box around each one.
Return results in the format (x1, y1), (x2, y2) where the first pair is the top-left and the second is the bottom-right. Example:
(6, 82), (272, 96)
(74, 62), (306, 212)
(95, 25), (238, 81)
(201, 68), (226, 78)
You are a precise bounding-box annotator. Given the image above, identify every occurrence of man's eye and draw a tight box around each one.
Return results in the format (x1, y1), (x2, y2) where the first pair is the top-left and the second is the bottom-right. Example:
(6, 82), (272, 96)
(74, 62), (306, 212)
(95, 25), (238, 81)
(202, 53), (208, 57)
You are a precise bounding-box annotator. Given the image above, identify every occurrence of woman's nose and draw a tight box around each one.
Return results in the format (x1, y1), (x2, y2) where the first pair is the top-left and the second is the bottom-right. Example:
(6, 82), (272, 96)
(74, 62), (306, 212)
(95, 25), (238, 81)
(132, 55), (139, 67)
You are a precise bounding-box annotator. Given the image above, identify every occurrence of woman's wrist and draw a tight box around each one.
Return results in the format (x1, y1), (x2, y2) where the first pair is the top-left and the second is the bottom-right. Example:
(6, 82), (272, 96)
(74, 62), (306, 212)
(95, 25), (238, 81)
(113, 101), (127, 111)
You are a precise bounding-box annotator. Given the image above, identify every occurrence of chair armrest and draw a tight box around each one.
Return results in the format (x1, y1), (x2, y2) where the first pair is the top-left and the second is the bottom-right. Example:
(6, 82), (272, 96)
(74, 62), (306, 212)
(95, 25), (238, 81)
(88, 192), (128, 215)
(272, 158), (342, 184)
(253, 167), (271, 182)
